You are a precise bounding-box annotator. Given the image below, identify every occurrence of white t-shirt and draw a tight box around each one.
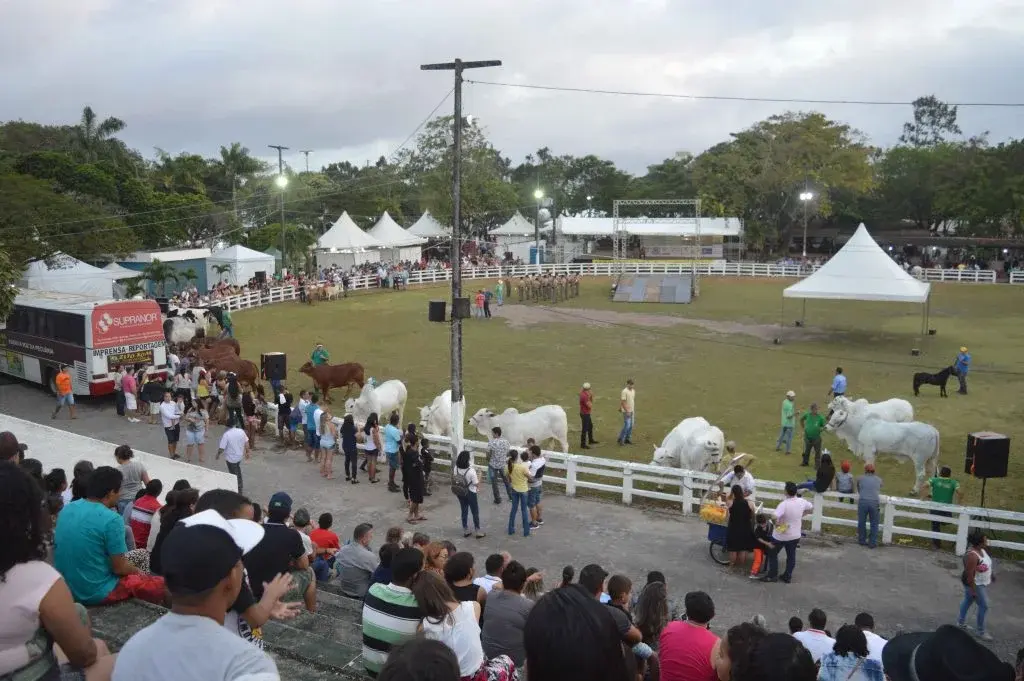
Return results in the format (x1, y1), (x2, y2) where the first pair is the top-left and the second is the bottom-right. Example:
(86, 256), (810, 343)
(160, 401), (182, 428)
(527, 457), (546, 489)
(722, 471), (756, 497)
(793, 629), (836, 663)
(297, 530), (314, 558)
(472, 574), (502, 593)
(298, 399), (311, 426)
(456, 466), (479, 494)
(219, 428), (249, 464)
(0, 561), (61, 675)
(863, 630), (887, 665)
(168, 353), (180, 374)
(773, 497), (813, 542)
(312, 408), (324, 436)
(421, 601), (483, 677)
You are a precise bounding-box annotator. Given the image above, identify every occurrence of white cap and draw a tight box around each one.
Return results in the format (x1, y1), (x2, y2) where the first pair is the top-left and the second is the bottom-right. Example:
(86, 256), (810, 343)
(180, 509), (264, 555)
(582, 382), (591, 390)
(786, 390), (796, 398)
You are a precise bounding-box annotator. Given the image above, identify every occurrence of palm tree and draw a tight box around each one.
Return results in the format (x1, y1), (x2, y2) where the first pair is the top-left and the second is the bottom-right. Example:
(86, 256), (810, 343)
(74, 106), (126, 162)
(123, 277), (146, 299)
(182, 267), (199, 288)
(140, 259), (180, 297)
(212, 263), (232, 284)
(218, 143), (265, 219)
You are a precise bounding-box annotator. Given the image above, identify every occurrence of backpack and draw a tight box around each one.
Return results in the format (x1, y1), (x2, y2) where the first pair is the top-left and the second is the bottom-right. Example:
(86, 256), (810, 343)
(451, 468), (471, 498)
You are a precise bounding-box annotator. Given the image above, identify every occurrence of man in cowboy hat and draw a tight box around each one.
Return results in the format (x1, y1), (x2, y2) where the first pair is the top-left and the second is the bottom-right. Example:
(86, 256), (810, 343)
(954, 346), (971, 395)
(882, 624), (1013, 681)
(579, 382), (597, 449)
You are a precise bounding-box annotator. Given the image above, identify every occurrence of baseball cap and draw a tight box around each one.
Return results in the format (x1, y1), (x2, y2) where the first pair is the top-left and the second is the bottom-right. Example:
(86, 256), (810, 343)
(161, 509), (264, 596)
(960, 346), (968, 352)
(268, 491), (293, 513)
(882, 625), (1013, 681)
(0, 432), (27, 462)
(582, 382), (591, 390)
(786, 390), (796, 398)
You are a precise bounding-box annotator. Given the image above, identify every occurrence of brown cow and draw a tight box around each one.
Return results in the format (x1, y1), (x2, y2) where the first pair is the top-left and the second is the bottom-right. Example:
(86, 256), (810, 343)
(190, 336), (241, 355)
(192, 345), (238, 368)
(299, 361), (365, 403)
(206, 355), (260, 388)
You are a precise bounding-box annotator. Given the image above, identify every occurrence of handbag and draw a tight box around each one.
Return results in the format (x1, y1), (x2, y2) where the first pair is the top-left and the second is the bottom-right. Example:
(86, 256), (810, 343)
(376, 451), (386, 465)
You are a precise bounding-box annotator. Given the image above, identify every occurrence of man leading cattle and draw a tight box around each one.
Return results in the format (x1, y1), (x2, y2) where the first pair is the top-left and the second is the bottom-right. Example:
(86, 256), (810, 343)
(579, 382), (597, 450)
(954, 346), (971, 395)
(311, 343), (330, 367)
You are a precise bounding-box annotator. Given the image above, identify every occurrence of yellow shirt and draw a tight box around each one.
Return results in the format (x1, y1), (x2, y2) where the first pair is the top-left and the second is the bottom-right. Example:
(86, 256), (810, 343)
(620, 387), (635, 414)
(510, 462), (530, 493)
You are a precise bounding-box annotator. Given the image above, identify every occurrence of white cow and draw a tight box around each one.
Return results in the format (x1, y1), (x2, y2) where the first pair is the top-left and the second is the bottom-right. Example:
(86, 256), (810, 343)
(163, 317), (200, 346)
(468, 406), (569, 453)
(345, 380), (408, 426)
(649, 417), (726, 472)
(418, 389), (467, 438)
(827, 396), (914, 452)
(827, 409), (940, 493)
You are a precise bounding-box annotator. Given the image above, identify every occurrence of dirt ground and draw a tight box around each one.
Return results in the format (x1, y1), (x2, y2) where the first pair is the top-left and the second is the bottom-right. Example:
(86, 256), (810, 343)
(497, 304), (817, 342)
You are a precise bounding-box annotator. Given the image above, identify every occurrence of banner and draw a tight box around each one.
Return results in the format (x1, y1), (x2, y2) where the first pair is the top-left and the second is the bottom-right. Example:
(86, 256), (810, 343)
(104, 350), (155, 370)
(91, 301), (165, 349)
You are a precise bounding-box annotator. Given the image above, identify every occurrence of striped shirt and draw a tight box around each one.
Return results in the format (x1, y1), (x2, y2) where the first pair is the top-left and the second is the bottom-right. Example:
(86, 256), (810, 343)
(362, 583), (422, 677)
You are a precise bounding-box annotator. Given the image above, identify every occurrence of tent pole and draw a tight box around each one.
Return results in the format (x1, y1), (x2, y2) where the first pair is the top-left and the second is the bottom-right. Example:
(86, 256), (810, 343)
(801, 298), (807, 325)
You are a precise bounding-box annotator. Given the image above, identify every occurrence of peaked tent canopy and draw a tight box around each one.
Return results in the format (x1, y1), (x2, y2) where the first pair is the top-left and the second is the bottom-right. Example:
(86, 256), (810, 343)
(783, 224), (930, 303)
(407, 210), (449, 238)
(20, 254), (121, 298)
(490, 212), (550, 236)
(205, 244), (276, 287)
(317, 211), (384, 251)
(368, 212), (427, 247)
(103, 262), (141, 280)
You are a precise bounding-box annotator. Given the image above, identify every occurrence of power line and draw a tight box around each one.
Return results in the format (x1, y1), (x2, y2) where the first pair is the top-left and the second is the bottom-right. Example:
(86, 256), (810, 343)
(465, 80), (1024, 108)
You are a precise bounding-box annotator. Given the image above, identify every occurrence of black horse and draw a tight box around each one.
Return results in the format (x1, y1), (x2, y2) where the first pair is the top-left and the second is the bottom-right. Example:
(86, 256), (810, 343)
(913, 366), (955, 397)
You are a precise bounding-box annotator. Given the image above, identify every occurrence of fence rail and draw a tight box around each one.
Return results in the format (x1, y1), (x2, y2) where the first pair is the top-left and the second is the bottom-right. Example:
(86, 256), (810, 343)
(417, 435), (1024, 557)
(1010, 271), (1024, 284)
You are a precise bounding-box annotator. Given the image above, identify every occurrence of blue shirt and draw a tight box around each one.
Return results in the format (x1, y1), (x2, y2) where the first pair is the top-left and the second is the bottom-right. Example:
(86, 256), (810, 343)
(832, 374), (847, 394)
(54, 499), (127, 604)
(818, 652), (884, 681)
(955, 352), (971, 375)
(305, 403), (318, 429)
(383, 424), (403, 454)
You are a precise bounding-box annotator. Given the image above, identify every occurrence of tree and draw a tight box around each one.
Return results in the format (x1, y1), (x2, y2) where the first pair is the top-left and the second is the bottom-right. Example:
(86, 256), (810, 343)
(243, 222), (316, 271)
(140, 259), (180, 296)
(216, 143), (266, 218)
(74, 106), (126, 162)
(900, 95), (962, 147)
(211, 263), (232, 284)
(123, 277), (146, 299)
(181, 267), (199, 287)
(0, 250), (19, 320)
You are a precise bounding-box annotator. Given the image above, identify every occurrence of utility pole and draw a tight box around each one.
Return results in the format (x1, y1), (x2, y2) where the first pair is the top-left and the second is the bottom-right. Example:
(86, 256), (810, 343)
(269, 144), (289, 273)
(300, 150), (313, 173)
(421, 57), (501, 459)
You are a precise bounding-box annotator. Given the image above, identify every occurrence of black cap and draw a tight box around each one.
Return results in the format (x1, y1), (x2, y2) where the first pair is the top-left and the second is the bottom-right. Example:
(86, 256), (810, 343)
(882, 625), (1014, 681)
(160, 510), (264, 596)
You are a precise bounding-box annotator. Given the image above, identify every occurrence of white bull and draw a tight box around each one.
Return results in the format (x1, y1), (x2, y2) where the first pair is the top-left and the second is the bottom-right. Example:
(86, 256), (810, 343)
(649, 417), (726, 472)
(418, 389), (467, 438)
(827, 409), (940, 493)
(828, 396), (915, 452)
(345, 379), (408, 426)
(468, 405), (569, 453)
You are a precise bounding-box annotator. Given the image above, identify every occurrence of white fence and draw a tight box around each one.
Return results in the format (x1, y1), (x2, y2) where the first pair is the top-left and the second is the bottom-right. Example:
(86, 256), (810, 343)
(420, 435), (1024, 557)
(1010, 271), (1024, 284)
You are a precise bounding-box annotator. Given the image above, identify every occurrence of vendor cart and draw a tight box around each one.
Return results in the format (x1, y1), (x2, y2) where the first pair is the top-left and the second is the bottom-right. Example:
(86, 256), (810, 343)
(699, 452), (757, 565)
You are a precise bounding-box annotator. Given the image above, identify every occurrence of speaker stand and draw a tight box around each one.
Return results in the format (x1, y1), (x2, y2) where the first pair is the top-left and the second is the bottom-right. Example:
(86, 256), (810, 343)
(980, 478), (988, 508)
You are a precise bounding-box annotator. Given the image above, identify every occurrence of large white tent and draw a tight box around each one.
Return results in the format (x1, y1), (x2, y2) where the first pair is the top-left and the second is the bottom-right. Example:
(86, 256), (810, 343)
(407, 210), (449, 239)
(490, 212), (548, 262)
(558, 216), (743, 237)
(490, 212), (547, 236)
(103, 262), (141, 279)
(783, 223), (932, 330)
(316, 211), (383, 269)
(20, 254), (121, 299)
(368, 211), (426, 263)
(205, 245), (276, 287)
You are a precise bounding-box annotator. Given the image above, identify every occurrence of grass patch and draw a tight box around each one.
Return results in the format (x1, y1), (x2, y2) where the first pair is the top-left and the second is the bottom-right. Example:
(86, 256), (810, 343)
(234, 277), (1024, 512)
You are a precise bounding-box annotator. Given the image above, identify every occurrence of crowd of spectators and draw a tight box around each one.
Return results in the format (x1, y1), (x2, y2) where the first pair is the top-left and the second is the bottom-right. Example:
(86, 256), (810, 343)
(1, 428), (1020, 681)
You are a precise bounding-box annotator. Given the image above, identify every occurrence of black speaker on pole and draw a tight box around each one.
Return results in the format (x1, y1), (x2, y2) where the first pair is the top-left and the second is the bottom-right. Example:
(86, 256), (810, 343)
(964, 431), (1010, 478)
(452, 297), (471, 319)
(261, 352), (287, 382)
(428, 301), (446, 323)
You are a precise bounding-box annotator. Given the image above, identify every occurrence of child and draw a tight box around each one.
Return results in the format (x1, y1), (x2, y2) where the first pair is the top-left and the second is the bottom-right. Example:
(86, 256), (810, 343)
(750, 513), (775, 579)
(835, 460), (855, 503)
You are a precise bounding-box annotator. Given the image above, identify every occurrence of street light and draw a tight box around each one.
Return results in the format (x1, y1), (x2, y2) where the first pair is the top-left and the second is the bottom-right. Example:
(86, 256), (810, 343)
(586, 194), (594, 217)
(275, 174), (288, 189)
(799, 190), (814, 258)
(533, 189), (544, 266)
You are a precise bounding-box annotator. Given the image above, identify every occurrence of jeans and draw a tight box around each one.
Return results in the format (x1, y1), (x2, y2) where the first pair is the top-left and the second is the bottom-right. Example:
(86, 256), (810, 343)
(344, 449), (358, 479)
(958, 583), (989, 633)
(795, 479), (817, 492)
(931, 509), (952, 548)
(227, 461), (243, 493)
(496, 292), (504, 306)
(312, 556), (334, 582)
(459, 491), (481, 531)
(219, 327), (234, 339)
(766, 539), (799, 580)
(618, 413), (634, 444)
(490, 466), (512, 503)
(801, 437), (822, 466)
(580, 413), (595, 447)
(857, 500), (879, 547)
(508, 491), (530, 536)
(115, 390), (126, 416)
(957, 372), (968, 394)
(775, 426), (793, 453)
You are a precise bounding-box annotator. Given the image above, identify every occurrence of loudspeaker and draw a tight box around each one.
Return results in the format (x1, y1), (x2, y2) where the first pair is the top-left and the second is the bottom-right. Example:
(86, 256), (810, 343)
(428, 300), (446, 323)
(964, 431), (1010, 478)
(452, 297), (471, 319)
(261, 352), (287, 382)
(156, 297), (170, 314)
(255, 271), (267, 285)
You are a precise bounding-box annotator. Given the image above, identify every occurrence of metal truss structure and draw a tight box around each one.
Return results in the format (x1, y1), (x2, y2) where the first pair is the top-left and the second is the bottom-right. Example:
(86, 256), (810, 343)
(612, 198), (703, 295)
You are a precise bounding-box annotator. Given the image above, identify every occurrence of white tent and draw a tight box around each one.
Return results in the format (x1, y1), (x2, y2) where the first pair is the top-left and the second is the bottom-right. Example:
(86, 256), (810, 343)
(103, 262), (142, 279)
(19, 254), (121, 299)
(368, 211), (426, 262)
(490, 212), (548, 236)
(490, 212), (548, 263)
(783, 224), (932, 330)
(407, 210), (449, 238)
(205, 245), (275, 287)
(316, 211), (383, 268)
(558, 216), (743, 237)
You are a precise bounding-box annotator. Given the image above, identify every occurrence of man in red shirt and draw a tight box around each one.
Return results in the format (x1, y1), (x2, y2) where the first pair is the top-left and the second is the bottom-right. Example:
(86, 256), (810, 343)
(309, 512), (340, 581)
(579, 382), (598, 450)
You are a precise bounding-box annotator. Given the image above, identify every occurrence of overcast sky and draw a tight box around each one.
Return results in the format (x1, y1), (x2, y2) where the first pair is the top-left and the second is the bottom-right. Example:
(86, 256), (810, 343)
(3, 0), (1023, 174)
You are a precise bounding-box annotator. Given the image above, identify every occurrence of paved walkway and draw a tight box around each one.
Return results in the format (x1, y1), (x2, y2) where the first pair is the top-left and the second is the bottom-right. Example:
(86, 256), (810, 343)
(2, 379), (1021, 661)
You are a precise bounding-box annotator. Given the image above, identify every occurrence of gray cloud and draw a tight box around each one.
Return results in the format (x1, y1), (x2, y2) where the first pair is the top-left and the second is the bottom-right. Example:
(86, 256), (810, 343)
(2, 0), (1022, 174)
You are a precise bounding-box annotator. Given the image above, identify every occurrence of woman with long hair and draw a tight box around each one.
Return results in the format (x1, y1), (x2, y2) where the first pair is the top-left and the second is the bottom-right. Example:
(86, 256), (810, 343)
(173, 365), (192, 410)
(423, 542), (449, 576)
(507, 450), (533, 537)
(182, 398), (210, 464)
(816, 624), (882, 681)
(224, 373), (243, 428)
(454, 450), (484, 539)
(70, 460), (94, 501)
(402, 433), (426, 523)
(559, 565), (575, 588)
(523, 568), (544, 602)
(412, 571), (515, 681)
(341, 414), (359, 484)
(796, 452), (836, 494)
(634, 581), (670, 651)
(957, 529), (995, 641)
(714, 622), (766, 681)
(725, 483), (757, 568)
(0, 462), (116, 681)
(731, 633), (816, 681)
(363, 413), (382, 484)
(320, 408), (338, 479)
(148, 487), (199, 576)
(114, 445), (150, 516)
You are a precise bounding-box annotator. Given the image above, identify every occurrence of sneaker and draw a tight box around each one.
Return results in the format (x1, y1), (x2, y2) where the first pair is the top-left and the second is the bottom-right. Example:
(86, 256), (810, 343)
(977, 631), (993, 642)
(537, 519), (544, 526)
(464, 531), (473, 538)
(529, 522), (539, 529)
(475, 532), (486, 539)
(748, 574), (760, 580)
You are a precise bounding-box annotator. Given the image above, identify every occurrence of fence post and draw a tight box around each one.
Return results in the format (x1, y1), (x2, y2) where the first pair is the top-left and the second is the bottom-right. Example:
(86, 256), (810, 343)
(565, 456), (578, 497)
(882, 497), (896, 545)
(811, 493), (824, 532)
(680, 472), (693, 514)
(955, 511), (971, 555)
(622, 465), (633, 505)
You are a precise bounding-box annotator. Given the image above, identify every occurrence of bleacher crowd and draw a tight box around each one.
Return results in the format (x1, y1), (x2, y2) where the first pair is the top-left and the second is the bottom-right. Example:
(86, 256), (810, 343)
(0, 429), (1019, 681)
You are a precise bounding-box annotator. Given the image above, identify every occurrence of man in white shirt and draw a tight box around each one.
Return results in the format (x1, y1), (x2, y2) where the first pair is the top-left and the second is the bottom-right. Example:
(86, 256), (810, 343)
(527, 446), (546, 528)
(473, 552), (510, 593)
(855, 612), (887, 666)
(720, 464), (756, 499)
(792, 609), (836, 663)
(762, 482), (813, 583)
(159, 391), (183, 459)
(218, 420), (250, 494)
(168, 351), (180, 376)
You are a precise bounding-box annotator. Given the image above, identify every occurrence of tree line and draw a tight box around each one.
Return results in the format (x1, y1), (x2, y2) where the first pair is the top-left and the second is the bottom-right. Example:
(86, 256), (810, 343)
(1, 96), (1021, 282)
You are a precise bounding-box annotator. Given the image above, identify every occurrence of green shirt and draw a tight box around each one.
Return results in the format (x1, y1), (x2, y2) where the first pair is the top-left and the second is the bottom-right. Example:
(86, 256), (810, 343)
(221, 309), (232, 330)
(802, 412), (826, 439)
(311, 348), (329, 366)
(929, 476), (960, 504)
(781, 399), (795, 427)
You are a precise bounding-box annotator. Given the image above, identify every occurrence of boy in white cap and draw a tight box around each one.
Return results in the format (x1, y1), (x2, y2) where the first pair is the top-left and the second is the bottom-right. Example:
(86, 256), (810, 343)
(776, 390), (796, 454)
(579, 382), (597, 449)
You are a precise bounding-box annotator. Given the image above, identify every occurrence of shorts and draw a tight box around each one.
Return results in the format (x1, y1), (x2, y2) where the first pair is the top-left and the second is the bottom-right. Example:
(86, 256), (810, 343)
(165, 425), (181, 444)
(363, 449), (377, 459)
(277, 412), (289, 430)
(306, 430), (321, 449)
(150, 402), (161, 416)
(246, 415), (260, 429)
(57, 393), (74, 406)
(185, 429), (206, 445)
(125, 393), (138, 411)
(283, 567), (314, 604)
(527, 487), (542, 507)
(320, 437), (336, 450)
(387, 451), (399, 469)
(100, 573), (166, 606)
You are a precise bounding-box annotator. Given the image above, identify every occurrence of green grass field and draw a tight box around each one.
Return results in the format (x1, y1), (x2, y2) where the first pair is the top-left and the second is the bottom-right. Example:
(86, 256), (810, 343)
(234, 277), (1024, 511)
